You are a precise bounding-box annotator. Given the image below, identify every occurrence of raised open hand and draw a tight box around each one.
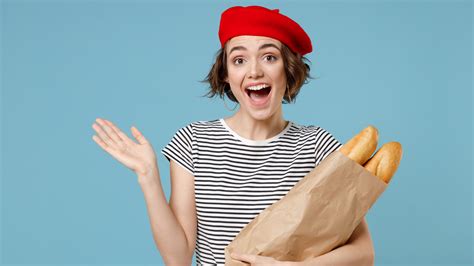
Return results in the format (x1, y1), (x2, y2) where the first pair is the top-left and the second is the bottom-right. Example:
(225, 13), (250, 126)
(92, 118), (158, 178)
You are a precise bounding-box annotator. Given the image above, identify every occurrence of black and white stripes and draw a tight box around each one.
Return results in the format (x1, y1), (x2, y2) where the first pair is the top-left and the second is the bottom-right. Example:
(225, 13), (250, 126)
(161, 118), (342, 265)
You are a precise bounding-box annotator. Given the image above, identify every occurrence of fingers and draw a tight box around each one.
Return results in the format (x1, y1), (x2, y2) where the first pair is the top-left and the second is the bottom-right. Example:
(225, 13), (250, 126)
(92, 122), (113, 147)
(97, 118), (123, 144)
(92, 118), (148, 151)
(92, 118), (124, 150)
(101, 118), (148, 145)
(102, 119), (123, 142)
(92, 134), (109, 149)
(103, 119), (134, 145)
(131, 126), (149, 145)
(231, 253), (253, 263)
(230, 253), (279, 265)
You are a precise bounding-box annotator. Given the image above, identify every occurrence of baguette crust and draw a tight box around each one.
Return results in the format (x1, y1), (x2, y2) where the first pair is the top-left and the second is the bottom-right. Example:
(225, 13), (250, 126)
(340, 125), (378, 165)
(364, 142), (403, 184)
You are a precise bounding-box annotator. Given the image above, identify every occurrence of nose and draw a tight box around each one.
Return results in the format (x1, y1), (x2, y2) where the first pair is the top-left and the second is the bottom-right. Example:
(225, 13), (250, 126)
(247, 59), (264, 79)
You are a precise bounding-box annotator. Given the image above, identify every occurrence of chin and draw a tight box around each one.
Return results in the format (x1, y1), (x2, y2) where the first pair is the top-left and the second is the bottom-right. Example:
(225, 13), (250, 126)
(247, 108), (276, 121)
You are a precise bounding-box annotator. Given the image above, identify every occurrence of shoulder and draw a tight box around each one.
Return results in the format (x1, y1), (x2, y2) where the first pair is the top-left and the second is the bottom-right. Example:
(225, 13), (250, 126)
(173, 119), (216, 130)
(289, 121), (331, 137)
(174, 119), (223, 138)
(188, 119), (220, 127)
(290, 121), (341, 146)
(184, 119), (222, 131)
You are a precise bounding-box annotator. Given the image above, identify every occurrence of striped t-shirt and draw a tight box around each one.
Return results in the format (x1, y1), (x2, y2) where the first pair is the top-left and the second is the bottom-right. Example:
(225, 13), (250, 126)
(161, 118), (342, 265)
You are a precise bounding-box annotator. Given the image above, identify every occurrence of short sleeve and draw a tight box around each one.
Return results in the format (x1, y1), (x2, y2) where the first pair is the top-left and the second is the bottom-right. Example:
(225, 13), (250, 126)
(161, 124), (194, 176)
(314, 127), (343, 165)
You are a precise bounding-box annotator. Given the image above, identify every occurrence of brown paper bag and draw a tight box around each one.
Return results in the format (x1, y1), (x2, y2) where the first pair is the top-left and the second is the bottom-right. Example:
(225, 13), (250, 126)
(224, 150), (387, 265)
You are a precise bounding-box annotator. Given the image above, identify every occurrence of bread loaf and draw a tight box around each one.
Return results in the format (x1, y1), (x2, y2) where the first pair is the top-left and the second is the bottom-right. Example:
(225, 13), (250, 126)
(364, 142), (403, 184)
(339, 125), (378, 165)
(340, 125), (402, 184)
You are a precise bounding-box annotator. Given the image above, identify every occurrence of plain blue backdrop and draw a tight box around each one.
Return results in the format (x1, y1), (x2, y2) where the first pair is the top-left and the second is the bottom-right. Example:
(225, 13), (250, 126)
(1, 0), (472, 265)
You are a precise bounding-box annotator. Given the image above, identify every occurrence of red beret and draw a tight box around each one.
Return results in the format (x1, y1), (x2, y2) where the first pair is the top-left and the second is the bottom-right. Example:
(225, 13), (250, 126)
(218, 5), (313, 56)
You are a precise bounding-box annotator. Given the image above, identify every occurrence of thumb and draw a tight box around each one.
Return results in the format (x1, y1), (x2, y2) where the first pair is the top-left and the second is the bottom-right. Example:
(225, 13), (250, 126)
(131, 126), (148, 144)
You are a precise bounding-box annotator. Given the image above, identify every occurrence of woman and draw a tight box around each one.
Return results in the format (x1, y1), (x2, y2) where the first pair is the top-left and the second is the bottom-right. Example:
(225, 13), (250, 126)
(92, 5), (375, 266)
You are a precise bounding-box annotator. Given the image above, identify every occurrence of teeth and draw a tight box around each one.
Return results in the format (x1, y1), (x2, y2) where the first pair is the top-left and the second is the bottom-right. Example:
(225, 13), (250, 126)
(246, 84), (270, 91)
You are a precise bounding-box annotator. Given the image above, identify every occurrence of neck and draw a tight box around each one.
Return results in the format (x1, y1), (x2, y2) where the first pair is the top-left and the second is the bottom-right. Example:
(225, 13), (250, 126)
(224, 106), (288, 141)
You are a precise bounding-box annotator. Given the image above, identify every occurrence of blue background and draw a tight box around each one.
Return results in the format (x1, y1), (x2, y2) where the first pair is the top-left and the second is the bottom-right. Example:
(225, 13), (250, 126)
(1, 0), (472, 265)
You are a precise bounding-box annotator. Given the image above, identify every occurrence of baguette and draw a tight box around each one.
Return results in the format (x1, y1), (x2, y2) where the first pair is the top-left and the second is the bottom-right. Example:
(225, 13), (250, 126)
(340, 126), (402, 184)
(339, 125), (378, 165)
(364, 142), (403, 184)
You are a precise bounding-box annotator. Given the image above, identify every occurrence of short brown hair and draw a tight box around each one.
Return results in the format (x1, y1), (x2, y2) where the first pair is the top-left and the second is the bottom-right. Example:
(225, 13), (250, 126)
(200, 42), (314, 104)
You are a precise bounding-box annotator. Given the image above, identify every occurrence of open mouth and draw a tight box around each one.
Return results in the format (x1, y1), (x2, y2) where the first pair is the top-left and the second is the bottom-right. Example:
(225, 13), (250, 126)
(245, 86), (272, 99)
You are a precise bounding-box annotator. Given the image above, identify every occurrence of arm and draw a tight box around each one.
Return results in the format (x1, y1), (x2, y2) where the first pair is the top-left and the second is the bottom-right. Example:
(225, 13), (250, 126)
(233, 217), (375, 266)
(92, 119), (195, 265)
(138, 160), (196, 266)
(290, 217), (375, 266)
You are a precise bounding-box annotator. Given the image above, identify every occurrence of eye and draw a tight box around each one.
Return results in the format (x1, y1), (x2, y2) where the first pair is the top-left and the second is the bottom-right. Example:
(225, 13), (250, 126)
(264, 55), (277, 62)
(232, 58), (244, 65)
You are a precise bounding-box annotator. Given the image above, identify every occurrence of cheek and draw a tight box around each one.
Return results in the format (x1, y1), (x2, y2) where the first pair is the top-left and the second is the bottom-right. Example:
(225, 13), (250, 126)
(267, 63), (286, 81)
(271, 70), (287, 94)
(227, 68), (245, 86)
(226, 71), (244, 97)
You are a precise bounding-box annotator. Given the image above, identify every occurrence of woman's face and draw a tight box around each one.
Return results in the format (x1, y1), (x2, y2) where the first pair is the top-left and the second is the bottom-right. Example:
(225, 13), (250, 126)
(225, 35), (287, 120)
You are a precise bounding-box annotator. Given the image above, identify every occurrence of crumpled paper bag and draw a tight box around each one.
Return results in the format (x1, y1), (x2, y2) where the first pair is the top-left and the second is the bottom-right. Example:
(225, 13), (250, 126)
(224, 150), (387, 265)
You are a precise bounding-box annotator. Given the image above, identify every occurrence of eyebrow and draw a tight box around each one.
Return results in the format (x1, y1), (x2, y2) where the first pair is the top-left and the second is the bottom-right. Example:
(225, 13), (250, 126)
(228, 43), (281, 56)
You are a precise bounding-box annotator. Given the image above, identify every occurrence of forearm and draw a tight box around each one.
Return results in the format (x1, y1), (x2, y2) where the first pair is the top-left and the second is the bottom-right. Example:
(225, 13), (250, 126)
(294, 218), (375, 266)
(308, 243), (373, 266)
(284, 243), (373, 266)
(138, 170), (193, 265)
